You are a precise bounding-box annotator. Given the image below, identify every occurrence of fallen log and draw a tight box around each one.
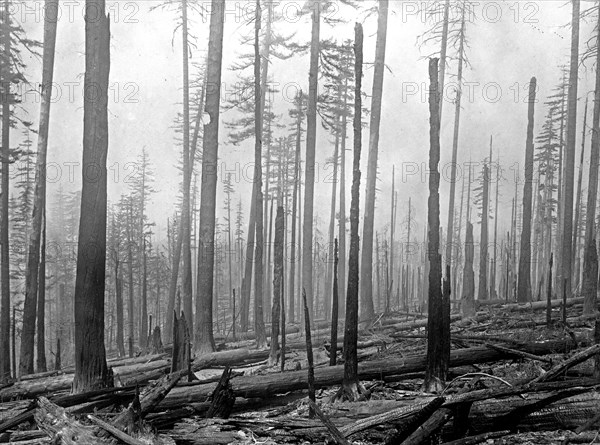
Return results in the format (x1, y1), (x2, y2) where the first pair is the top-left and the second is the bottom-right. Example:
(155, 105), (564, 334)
(88, 415), (146, 445)
(440, 430), (510, 445)
(397, 408), (453, 445)
(160, 339), (579, 408)
(484, 343), (552, 364)
(0, 348), (271, 401)
(499, 297), (584, 313)
(338, 396), (444, 439)
(34, 397), (110, 445)
(309, 400), (349, 445)
(381, 314), (463, 332)
(530, 344), (600, 384)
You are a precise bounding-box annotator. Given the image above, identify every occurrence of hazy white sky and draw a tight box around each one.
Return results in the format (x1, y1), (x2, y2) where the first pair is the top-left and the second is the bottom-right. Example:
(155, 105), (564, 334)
(12, 0), (593, 246)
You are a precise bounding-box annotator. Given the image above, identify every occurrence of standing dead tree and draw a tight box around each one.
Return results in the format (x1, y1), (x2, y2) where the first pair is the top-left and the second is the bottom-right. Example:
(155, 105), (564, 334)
(582, 5), (600, 314)
(560, 0), (581, 294)
(330, 239), (339, 366)
(423, 57), (449, 393)
(360, 0), (389, 320)
(338, 22), (364, 402)
(269, 206), (284, 366)
(195, 0), (225, 353)
(20, 0), (58, 376)
(73, 0), (111, 393)
(517, 77), (537, 303)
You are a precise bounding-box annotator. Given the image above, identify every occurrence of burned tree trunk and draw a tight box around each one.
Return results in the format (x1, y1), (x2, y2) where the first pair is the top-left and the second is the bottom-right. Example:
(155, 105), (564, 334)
(330, 239), (339, 366)
(547, 254), (553, 326)
(582, 6), (600, 315)
(340, 23), (364, 401)
(423, 57), (448, 393)
(36, 219), (47, 373)
(302, 0), (321, 319)
(517, 77), (537, 303)
(253, 0), (267, 349)
(461, 199), (475, 316)
(360, 0), (388, 320)
(303, 289), (316, 416)
(20, 0), (58, 377)
(171, 312), (190, 377)
(561, 0), (581, 294)
(195, 0), (225, 353)
(288, 92), (303, 325)
(72, 0), (111, 393)
(477, 162), (490, 301)
(116, 272), (125, 357)
(166, 216), (183, 342)
(0, 0), (11, 383)
(269, 206), (284, 366)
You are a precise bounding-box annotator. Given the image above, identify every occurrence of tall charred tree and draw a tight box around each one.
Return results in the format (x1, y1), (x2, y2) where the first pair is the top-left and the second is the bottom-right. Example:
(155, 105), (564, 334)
(330, 238), (339, 366)
(461, 222), (475, 317)
(253, 0), (268, 349)
(517, 77), (537, 303)
(477, 161), (490, 301)
(360, 0), (388, 320)
(560, 0), (580, 293)
(288, 92), (304, 324)
(73, 0), (111, 393)
(444, 4), (466, 274)
(0, 0), (10, 382)
(423, 57), (448, 393)
(195, 0), (224, 353)
(339, 23), (363, 401)
(582, 8), (600, 314)
(269, 206), (284, 365)
(20, 0), (58, 376)
(36, 217), (47, 372)
(180, 0), (194, 337)
(302, 0), (321, 319)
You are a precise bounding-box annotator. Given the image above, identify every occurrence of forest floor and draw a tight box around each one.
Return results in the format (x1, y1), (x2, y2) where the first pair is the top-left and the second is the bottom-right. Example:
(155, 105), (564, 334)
(0, 298), (599, 444)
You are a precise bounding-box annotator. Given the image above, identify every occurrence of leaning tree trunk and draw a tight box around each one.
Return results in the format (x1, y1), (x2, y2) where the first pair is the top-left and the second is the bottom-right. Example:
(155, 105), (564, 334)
(423, 57), (448, 394)
(195, 0), (225, 353)
(73, 0), (111, 393)
(360, 0), (388, 320)
(20, 0), (58, 377)
(0, 0), (11, 382)
(269, 206), (284, 365)
(340, 22), (363, 401)
(302, 0), (321, 319)
(561, 0), (581, 294)
(477, 163), (490, 301)
(253, 0), (267, 349)
(517, 77), (537, 303)
(582, 7), (600, 315)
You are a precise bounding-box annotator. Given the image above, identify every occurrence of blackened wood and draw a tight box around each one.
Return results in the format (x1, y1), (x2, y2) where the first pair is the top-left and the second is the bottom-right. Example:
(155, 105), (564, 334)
(330, 239), (339, 366)
(206, 367), (235, 419)
(303, 288), (315, 417)
(308, 399), (349, 445)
